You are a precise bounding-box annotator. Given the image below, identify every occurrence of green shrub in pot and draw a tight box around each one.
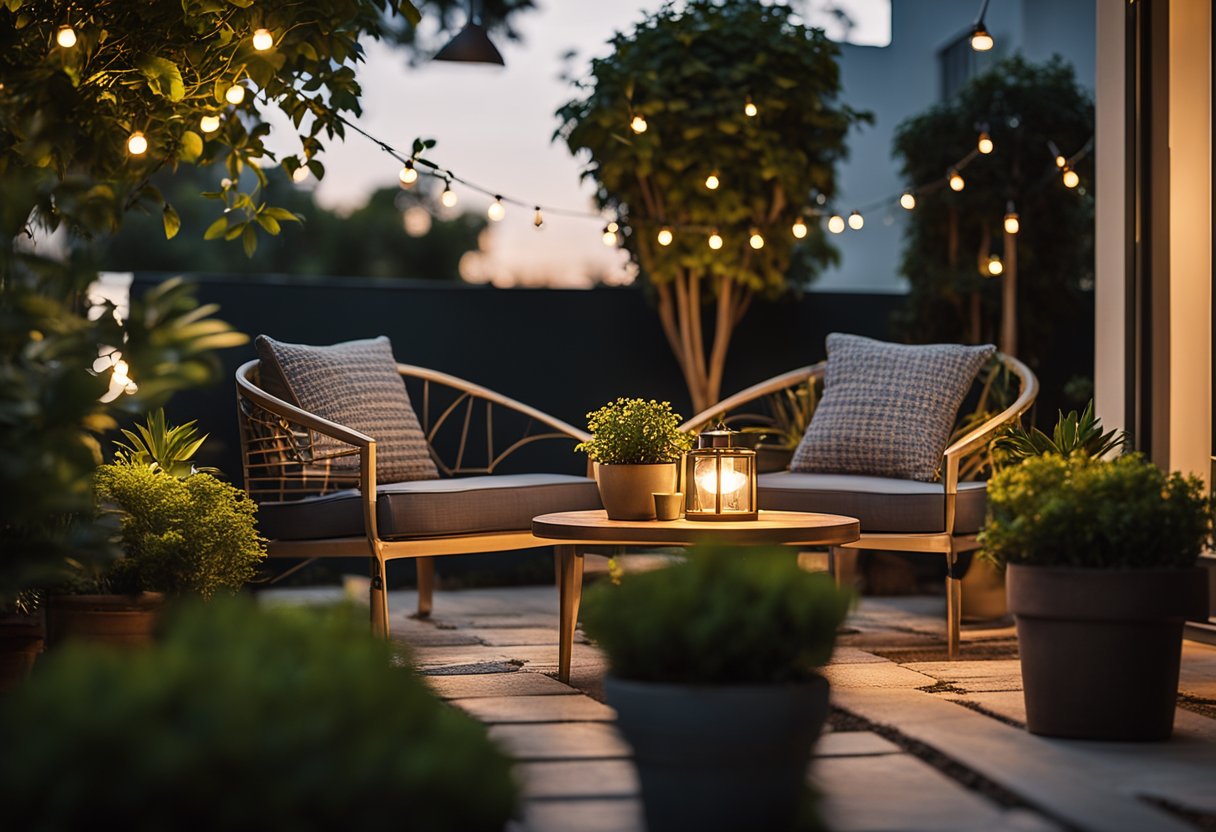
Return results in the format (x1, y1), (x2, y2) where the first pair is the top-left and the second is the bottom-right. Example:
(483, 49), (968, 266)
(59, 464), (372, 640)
(581, 544), (850, 832)
(0, 598), (518, 831)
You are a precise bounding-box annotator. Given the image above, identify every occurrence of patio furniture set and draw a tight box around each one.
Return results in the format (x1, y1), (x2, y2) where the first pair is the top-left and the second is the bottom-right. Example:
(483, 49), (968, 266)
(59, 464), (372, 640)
(235, 333), (1037, 682)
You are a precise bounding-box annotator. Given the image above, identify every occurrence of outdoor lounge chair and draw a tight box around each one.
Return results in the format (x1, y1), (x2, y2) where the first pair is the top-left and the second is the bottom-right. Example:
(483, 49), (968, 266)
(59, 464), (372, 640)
(235, 335), (600, 637)
(684, 334), (1038, 658)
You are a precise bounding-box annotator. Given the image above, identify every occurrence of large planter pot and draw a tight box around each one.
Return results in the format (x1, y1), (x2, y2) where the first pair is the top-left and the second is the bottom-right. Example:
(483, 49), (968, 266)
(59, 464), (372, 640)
(604, 673), (829, 832)
(1007, 564), (1208, 740)
(594, 462), (678, 521)
(0, 611), (45, 693)
(46, 593), (166, 648)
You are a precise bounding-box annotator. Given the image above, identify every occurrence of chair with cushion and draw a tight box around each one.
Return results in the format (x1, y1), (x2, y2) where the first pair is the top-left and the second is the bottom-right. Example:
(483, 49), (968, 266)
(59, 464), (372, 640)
(236, 335), (601, 637)
(683, 333), (1038, 657)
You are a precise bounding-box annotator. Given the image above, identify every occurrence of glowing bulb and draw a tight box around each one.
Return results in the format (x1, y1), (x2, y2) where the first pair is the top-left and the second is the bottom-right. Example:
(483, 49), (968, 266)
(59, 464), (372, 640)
(111, 360), (132, 387)
(749, 231), (764, 249)
(126, 131), (148, 156)
(986, 255), (1004, 276)
(977, 132), (994, 154)
(744, 98), (758, 118)
(708, 231), (723, 250)
(694, 465), (748, 496)
(791, 218), (808, 239)
(705, 173), (720, 190)
(657, 227), (674, 246)
(488, 198), (505, 222)
(848, 211), (864, 230)
(291, 166), (310, 184)
(1004, 212), (1020, 235)
(252, 28), (274, 51)
(1062, 167), (1079, 188)
(56, 25), (77, 48)
(1055, 155), (1067, 168)
(441, 185), (459, 208)
(533, 207), (544, 228)
(900, 192), (916, 210)
(398, 162), (418, 187)
(607, 221), (619, 233)
(970, 24), (994, 51)
(602, 227), (618, 246)
(225, 84), (246, 105)
(630, 114), (648, 134)
(199, 115), (221, 133)
(827, 215), (845, 234)
(948, 169), (965, 191)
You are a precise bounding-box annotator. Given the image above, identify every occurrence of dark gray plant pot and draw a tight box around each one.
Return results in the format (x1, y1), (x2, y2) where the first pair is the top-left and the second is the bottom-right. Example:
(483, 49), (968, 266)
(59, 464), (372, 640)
(604, 674), (829, 832)
(1007, 564), (1209, 741)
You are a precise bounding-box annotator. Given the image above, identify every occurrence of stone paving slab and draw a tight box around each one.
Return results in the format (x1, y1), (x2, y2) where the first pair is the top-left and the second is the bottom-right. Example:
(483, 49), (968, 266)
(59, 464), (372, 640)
(1180, 641), (1216, 697)
(474, 627), (573, 646)
(904, 659), (1025, 692)
(511, 797), (643, 832)
(489, 723), (632, 761)
(455, 695), (616, 724)
(429, 614), (561, 630)
(832, 687), (1194, 832)
(829, 646), (895, 664)
(515, 760), (639, 799)
(816, 731), (901, 757)
(426, 671), (577, 700)
(822, 661), (938, 689)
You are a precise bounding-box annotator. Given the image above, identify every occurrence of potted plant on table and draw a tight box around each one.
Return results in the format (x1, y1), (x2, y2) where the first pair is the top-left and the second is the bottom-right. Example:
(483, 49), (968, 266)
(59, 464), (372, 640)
(581, 543), (851, 831)
(45, 411), (266, 646)
(576, 397), (692, 520)
(979, 450), (1212, 740)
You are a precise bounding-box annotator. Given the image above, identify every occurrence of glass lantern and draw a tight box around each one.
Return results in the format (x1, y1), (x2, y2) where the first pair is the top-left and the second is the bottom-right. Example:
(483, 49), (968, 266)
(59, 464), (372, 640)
(683, 425), (758, 521)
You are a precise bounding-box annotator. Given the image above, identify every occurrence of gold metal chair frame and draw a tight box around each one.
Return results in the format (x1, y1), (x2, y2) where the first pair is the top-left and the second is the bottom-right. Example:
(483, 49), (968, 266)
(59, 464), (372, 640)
(680, 354), (1039, 657)
(235, 360), (591, 638)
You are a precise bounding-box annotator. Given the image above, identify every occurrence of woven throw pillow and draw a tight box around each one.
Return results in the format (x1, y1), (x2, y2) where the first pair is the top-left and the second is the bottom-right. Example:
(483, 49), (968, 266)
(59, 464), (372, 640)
(790, 333), (996, 482)
(255, 335), (438, 484)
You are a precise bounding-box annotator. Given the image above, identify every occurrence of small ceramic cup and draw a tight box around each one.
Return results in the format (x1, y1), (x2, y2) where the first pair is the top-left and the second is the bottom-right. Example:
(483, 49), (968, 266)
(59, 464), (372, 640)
(652, 492), (684, 521)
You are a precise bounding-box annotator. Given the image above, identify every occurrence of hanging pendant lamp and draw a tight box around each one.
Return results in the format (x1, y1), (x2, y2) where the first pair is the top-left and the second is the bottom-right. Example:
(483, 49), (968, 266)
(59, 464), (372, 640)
(434, 0), (504, 65)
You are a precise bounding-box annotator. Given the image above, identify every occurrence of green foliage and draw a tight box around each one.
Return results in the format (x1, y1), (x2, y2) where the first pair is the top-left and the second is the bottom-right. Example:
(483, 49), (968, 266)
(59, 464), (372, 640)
(742, 378), (822, 450)
(0, 598), (518, 831)
(92, 464), (266, 597)
(993, 400), (1127, 465)
(582, 544), (851, 684)
(576, 397), (693, 465)
(979, 453), (1214, 569)
(113, 408), (210, 478)
(556, 0), (868, 294)
(892, 56), (1093, 369)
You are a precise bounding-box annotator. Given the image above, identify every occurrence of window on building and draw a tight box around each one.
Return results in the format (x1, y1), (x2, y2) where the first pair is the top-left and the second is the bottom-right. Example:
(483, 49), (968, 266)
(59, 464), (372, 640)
(938, 32), (976, 100)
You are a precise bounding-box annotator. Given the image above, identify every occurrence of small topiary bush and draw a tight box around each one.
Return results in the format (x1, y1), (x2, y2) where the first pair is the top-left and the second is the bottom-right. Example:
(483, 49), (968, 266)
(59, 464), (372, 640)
(581, 544), (851, 684)
(0, 598), (519, 831)
(979, 452), (1214, 569)
(575, 397), (693, 465)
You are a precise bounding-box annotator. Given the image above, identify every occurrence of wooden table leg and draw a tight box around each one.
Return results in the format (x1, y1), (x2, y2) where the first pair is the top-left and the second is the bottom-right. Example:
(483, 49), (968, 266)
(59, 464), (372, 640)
(557, 545), (584, 685)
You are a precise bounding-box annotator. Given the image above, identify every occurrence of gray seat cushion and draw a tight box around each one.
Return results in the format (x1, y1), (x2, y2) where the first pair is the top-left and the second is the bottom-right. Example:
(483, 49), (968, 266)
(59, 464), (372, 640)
(758, 471), (987, 534)
(791, 333), (995, 481)
(258, 474), (601, 541)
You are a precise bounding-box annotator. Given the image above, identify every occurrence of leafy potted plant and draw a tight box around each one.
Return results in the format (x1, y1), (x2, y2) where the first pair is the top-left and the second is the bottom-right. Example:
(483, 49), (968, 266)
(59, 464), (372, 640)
(45, 411), (266, 646)
(0, 598), (517, 831)
(576, 397), (692, 519)
(581, 544), (851, 831)
(979, 451), (1211, 740)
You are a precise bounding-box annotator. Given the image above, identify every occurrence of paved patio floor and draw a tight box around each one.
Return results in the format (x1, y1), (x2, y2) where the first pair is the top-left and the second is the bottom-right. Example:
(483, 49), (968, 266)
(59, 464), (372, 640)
(262, 558), (1216, 832)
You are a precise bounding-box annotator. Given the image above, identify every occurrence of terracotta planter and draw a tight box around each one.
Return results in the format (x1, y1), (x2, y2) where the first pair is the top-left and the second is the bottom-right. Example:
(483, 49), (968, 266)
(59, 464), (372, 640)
(0, 611), (45, 692)
(594, 463), (678, 520)
(604, 673), (829, 832)
(46, 593), (166, 648)
(1007, 564), (1208, 740)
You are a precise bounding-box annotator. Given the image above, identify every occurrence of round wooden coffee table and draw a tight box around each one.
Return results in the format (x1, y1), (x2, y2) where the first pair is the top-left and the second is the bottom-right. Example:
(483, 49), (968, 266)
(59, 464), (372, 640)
(531, 509), (860, 682)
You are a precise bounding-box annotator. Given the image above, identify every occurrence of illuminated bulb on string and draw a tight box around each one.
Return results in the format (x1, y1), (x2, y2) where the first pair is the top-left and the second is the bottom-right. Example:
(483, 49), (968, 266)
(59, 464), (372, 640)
(744, 98), (758, 118)
(657, 227), (674, 246)
(791, 218), (808, 239)
(900, 192), (916, 210)
(848, 210), (864, 230)
(56, 25), (77, 48)
(1055, 155), (1067, 168)
(252, 28), (274, 51)
(749, 231), (764, 249)
(970, 23), (994, 52)
(398, 161), (418, 187)
(630, 114), (648, 134)
(533, 207), (544, 228)
(441, 183), (459, 208)
(986, 254), (1004, 277)
(948, 169), (965, 191)
(1062, 167), (1080, 189)
(705, 172), (720, 190)
(977, 132), (994, 154)
(487, 197), (505, 222)
(602, 225), (618, 246)
(199, 115), (221, 133)
(827, 215), (845, 234)
(225, 83), (246, 105)
(291, 166), (310, 184)
(1003, 206), (1020, 235)
(126, 131), (148, 156)
(708, 231), (723, 250)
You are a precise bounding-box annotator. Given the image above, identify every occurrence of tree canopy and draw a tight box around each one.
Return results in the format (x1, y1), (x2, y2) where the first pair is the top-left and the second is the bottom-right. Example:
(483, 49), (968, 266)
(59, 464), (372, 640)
(556, 0), (869, 412)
